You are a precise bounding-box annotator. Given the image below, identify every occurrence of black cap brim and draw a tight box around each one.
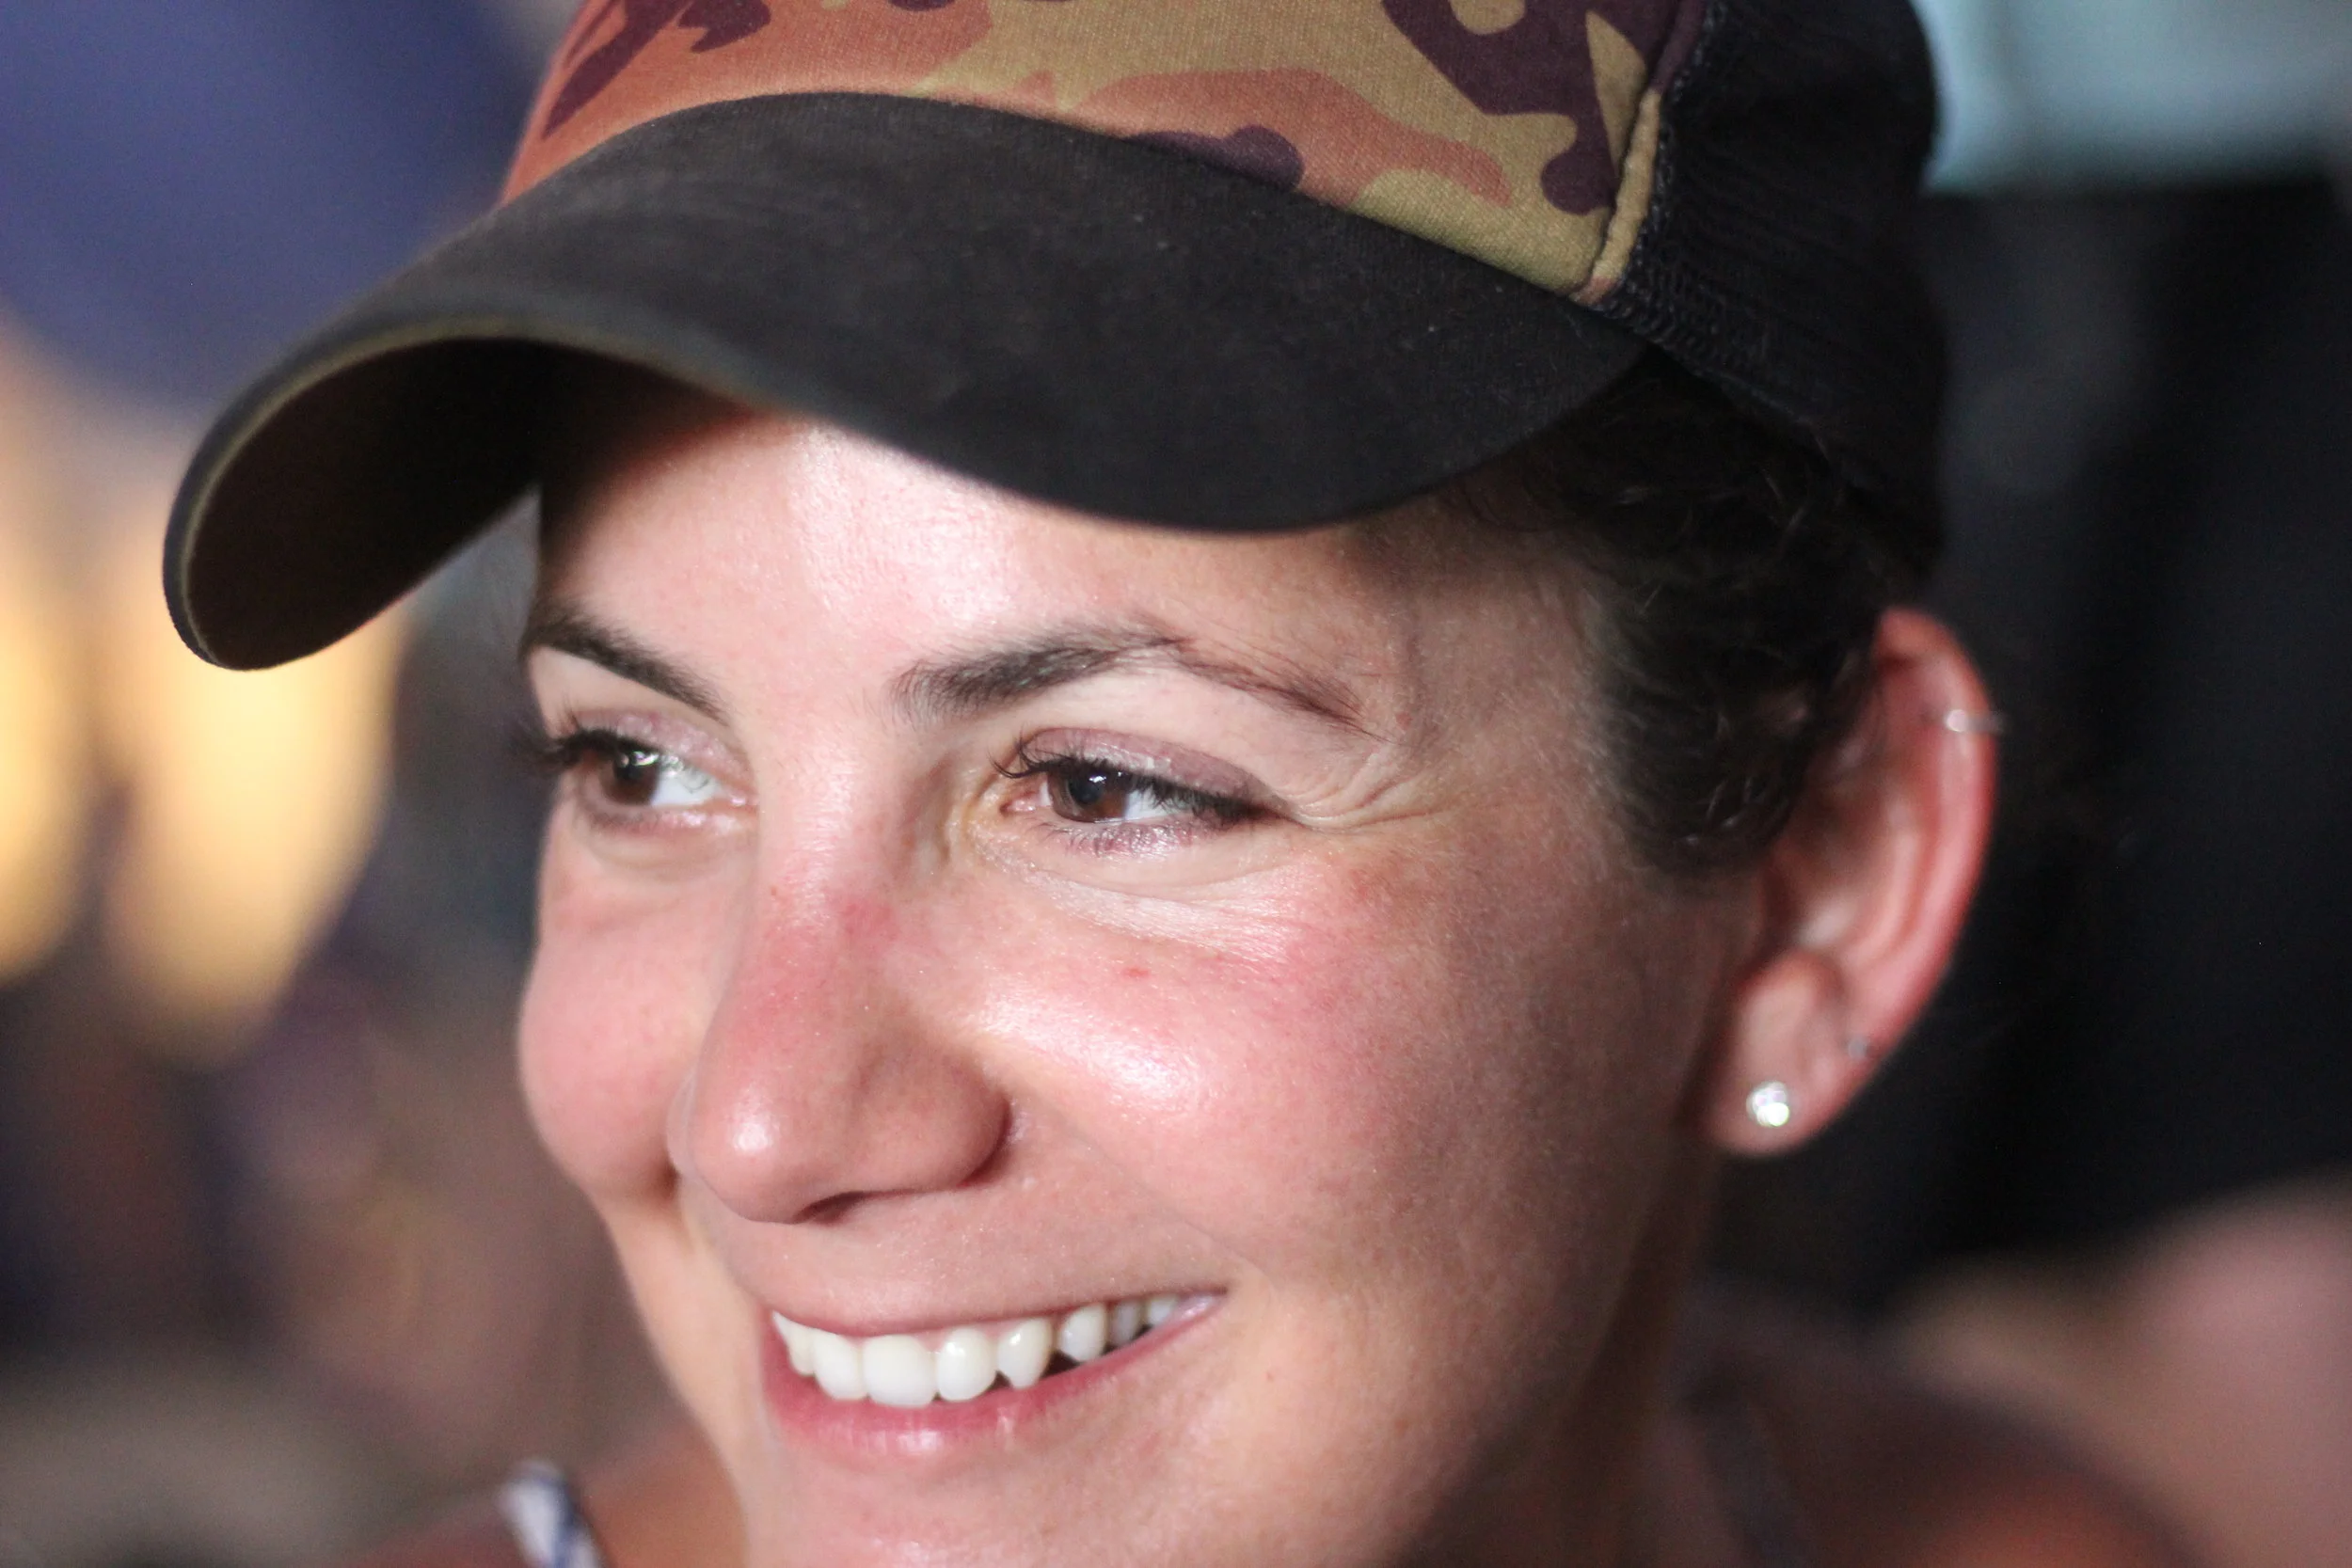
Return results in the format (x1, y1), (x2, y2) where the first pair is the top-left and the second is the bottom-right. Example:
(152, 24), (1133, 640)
(167, 91), (1642, 670)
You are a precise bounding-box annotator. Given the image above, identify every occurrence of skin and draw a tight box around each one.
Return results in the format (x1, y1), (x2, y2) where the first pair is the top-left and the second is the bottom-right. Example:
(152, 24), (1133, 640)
(515, 380), (1998, 1567)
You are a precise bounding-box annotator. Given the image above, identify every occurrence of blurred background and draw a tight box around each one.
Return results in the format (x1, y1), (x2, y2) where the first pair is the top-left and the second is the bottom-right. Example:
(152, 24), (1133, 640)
(0, 3), (2344, 1565)
(0, 7), (662, 1565)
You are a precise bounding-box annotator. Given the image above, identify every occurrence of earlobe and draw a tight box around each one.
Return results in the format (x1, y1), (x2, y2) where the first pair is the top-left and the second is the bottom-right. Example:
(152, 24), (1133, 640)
(1693, 945), (1876, 1152)
(1696, 609), (1998, 1155)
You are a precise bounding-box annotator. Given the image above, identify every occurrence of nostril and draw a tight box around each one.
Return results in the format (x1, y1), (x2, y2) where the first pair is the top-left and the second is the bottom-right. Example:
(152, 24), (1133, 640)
(790, 1191), (865, 1226)
(957, 1124), (1018, 1191)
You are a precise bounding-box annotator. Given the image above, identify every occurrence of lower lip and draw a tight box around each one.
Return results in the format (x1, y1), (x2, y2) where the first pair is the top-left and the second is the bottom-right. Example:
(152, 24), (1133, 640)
(759, 1307), (1212, 1463)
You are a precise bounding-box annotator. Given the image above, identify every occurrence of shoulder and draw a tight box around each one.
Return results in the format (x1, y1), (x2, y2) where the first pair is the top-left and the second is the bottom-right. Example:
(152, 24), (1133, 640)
(1685, 1290), (2201, 1568)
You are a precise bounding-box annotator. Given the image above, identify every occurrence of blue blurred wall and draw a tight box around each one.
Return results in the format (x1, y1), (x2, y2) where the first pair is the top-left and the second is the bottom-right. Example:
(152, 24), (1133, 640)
(0, 3), (535, 408)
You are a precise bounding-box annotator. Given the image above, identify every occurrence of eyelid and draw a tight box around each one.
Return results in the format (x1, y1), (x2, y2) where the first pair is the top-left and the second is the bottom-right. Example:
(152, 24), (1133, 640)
(534, 705), (752, 800)
(1006, 729), (1269, 809)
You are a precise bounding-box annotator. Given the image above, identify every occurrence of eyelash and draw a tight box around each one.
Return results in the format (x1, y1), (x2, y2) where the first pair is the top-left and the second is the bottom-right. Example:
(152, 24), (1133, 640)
(524, 721), (619, 777)
(523, 721), (1262, 848)
(526, 722), (726, 818)
(998, 740), (1260, 840)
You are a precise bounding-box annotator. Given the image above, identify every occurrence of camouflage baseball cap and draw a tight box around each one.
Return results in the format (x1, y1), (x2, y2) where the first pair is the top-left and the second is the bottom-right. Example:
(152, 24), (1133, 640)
(167, 0), (1941, 669)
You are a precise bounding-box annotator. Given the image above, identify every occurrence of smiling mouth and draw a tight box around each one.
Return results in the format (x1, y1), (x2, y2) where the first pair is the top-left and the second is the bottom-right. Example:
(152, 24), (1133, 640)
(771, 1294), (1207, 1408)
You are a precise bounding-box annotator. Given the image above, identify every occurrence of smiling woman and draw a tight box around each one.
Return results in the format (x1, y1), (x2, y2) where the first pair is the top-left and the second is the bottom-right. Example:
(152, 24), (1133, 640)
(524, 394), (1678, 1550)
(169, 2), (2191, 1565)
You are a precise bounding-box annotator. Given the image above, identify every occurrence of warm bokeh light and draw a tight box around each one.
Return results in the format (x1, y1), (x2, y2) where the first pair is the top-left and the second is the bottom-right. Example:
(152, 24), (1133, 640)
(95, 505), (406, 1051)
(0, 347), (91, 983)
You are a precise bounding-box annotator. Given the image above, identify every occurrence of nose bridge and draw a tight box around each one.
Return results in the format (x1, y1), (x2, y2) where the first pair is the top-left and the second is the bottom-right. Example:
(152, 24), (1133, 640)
(677, 823), (1007, 1225)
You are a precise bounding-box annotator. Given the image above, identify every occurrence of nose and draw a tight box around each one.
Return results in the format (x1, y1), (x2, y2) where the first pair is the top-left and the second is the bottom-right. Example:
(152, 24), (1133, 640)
(675, 875), (1009, 1226)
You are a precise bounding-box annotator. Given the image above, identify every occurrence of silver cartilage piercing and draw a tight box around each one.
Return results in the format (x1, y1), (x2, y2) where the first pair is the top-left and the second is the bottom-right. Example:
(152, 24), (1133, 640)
(1936, 707), (2007, 736)
(1845, 1034), (1873, 1061)
(1745, 1081), (1793, 1130)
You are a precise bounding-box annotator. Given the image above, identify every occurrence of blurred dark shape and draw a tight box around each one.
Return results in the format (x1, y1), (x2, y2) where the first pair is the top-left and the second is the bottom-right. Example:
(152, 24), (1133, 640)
(1717, 179), (2352, 1307)
(1935, 182), (2352, 1246)
(333, 518), (548, 1001)
(1900, 1175), (2352, 1568)
(215, 518), (670, 1494)
(0, 922), (229, 1350)
(0, 10), (652, 1552)
(0, 1351), (396, 1567)
(0, 510), (666, 1557)
(0, 3), (533, 408)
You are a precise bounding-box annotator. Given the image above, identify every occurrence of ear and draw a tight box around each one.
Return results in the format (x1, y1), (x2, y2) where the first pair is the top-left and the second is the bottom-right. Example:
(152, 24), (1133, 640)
(1696, 609), (1996, 1154)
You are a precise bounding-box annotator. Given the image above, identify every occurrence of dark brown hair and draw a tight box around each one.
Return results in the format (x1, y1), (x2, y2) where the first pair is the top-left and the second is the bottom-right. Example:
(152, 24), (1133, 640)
(1445, 353), (1932, 879)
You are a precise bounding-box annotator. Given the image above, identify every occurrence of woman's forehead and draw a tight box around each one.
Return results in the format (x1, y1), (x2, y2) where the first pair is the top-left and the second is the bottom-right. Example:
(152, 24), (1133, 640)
(533, 370), (1585, 721)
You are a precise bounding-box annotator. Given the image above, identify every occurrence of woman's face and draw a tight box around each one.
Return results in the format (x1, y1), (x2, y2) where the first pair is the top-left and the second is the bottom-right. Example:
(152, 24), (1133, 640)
(519, 392), (1744, 1567)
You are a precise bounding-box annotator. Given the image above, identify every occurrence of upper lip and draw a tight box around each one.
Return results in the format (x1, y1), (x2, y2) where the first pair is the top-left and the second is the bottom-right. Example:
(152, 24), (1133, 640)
(762, 1290), (1215, 1340)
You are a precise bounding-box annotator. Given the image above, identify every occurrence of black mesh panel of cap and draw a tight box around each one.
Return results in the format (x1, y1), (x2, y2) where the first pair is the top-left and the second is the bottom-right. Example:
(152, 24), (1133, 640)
(1595, 0), (1945, 560)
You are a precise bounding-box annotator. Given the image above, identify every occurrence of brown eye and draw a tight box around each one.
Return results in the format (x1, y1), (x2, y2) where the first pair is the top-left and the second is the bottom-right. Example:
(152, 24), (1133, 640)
(601, 744), (669, 807)
(544, 730), (726, 812)
(1050, 766), (1142, 823)
(1024, 756), (1252, 829)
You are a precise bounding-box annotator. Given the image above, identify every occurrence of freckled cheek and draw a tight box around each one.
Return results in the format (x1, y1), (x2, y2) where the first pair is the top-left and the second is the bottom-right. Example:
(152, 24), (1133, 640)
(986, 882), (1497, 1243)
(517, 847), (734, 1204)
(1215, 927), (1511, 1214)
(1165, 880), (1670, 1346)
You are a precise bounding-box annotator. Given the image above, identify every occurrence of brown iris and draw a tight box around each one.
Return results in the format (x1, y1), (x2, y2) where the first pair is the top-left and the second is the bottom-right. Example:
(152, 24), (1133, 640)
(1048, 765), (1146, 824)
(598, 743), (672, 807)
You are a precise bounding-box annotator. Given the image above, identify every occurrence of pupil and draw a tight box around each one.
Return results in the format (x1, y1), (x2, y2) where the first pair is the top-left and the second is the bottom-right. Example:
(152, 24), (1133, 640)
(612, 748), (663, 804)
(1066, 769), (1113, 809)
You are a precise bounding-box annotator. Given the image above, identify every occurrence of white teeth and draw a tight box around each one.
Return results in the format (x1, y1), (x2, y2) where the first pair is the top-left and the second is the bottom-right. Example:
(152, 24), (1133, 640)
(773, 1296), (1187, 1404)
(996, 1317), (1053, 1390)
(810, 1330), (866, 1401)
(936, 1326), (997, 1402)
(861, 1335), (937, 1409)
(772, 1312), (816, 1376)
(1056, 1302), (1108, 1364)
(1109, 1299), (1143, 1349)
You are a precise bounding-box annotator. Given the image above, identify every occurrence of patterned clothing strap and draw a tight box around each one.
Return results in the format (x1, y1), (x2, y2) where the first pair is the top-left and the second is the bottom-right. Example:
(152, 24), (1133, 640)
(500, 1462), (610, 1568)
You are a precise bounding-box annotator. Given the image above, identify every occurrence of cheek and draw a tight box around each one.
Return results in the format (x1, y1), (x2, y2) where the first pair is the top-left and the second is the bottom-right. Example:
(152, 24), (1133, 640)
(1231, 859), (1649, 1223)
(517, 839), (729, 1203)
(977, 833), (1671, 1278)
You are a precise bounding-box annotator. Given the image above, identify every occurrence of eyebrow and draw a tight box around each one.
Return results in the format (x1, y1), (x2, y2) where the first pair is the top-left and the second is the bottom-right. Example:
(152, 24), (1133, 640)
(891, 625), (1370, 733)
(521, 600), (726, 721)
(524, 601), (1368, 736)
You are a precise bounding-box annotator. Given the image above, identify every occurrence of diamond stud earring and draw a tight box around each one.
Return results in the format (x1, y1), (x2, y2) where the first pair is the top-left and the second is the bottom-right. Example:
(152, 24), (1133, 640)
(1745, 1081), (1793, 1130)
